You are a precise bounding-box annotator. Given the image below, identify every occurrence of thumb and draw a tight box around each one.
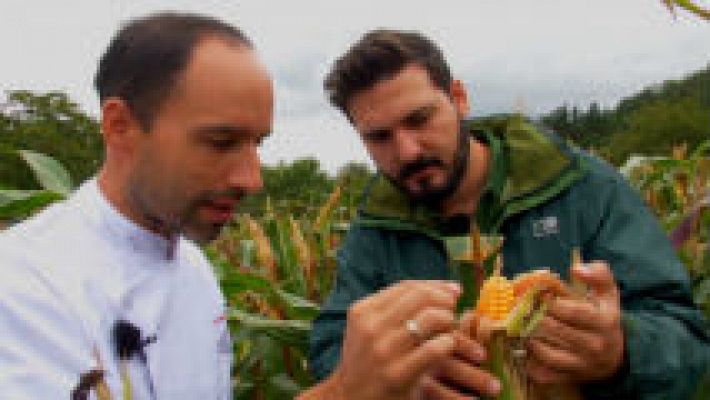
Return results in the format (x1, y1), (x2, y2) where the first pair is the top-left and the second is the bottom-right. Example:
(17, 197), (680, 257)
(571, 261), (618, 298)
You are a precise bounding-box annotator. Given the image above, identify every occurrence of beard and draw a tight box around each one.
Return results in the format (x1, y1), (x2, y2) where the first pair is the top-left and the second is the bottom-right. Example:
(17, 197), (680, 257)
(384, 123), (470, 208)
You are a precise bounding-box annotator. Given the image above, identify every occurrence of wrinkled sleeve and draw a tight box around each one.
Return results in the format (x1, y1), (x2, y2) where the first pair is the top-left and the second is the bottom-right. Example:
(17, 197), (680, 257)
(582, 173), (710, 399)
(0, 246), (93, 398)
(308, 223), (386, 381)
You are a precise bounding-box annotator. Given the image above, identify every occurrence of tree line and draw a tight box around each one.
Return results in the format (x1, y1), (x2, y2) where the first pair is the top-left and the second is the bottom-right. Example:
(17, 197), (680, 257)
(539, 64), (710, 165)
(2, 63), (709, 208)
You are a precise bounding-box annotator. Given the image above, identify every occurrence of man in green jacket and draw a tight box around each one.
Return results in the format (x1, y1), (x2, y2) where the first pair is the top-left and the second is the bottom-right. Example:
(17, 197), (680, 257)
(307, 29), (709, 399)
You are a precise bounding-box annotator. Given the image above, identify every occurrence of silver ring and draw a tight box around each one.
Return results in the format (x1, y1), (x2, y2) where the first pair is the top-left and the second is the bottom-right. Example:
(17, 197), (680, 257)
(512, 347), (527, 359)
(405, 319), (424, 341)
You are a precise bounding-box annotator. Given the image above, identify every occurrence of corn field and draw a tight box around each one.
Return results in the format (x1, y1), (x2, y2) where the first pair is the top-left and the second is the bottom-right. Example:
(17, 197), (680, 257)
(208, 141), (709, 399)
(0, 143), (708, 399)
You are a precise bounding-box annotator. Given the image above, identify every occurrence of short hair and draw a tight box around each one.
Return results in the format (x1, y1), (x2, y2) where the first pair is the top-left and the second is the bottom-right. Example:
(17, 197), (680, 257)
(324, 29), (452, 116)
(94, 11), (252, 130)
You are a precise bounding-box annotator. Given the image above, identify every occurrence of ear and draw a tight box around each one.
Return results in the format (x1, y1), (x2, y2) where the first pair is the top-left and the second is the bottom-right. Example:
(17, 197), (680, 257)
(100, 98), (143, 156)
(449, 79), (470, 118)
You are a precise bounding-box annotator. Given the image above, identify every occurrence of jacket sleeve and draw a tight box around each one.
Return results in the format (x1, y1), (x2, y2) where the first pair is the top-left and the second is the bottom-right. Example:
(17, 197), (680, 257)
(581, 170), (710, 399)
(308, 223), (386, 381)
(0, 246), (96, 398)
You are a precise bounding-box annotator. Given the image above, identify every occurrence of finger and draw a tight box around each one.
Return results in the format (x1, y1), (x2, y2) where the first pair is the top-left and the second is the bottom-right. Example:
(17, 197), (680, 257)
(549, 297), (620, 332)
(458, 310), (480, 338)
(376, 282), (460, 327)
(532, 315), (602, 355)
(347, 281), (460, 336)
(571, 261), (618, 298)
(363, 280), (461, 312)
(433, 357), (501, 398)
(451, 331), (487, 365)
(419, 375), (475, 400)
(385, 333), (456, 389)
(527, 336), (585, 375)
(526, 356), (570, 386)
(378, 308), (458, 355)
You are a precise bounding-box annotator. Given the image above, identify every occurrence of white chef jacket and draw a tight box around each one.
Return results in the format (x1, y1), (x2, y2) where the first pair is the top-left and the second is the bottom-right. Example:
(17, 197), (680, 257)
(0, 179), (232, 399)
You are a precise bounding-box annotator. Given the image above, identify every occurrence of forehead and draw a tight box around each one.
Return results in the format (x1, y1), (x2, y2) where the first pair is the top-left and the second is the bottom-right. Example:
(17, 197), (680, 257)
(348, 64), (447, 131)
(160, 37), (273, 131)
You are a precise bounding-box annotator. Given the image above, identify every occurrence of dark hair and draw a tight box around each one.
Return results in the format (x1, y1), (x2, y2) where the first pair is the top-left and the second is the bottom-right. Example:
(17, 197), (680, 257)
(94, 11), (252, 130)
(324, 29), (452, 116)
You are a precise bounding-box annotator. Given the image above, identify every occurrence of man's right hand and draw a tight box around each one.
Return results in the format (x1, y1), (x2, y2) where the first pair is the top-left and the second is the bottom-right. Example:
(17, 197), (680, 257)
(297, 280), (502, 400)
(330, 280), (462, 399)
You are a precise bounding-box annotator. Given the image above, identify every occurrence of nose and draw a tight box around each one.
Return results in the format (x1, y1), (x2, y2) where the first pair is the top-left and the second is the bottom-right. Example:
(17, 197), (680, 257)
(227, 144), (263, 195)
(392, 128), (422, 164)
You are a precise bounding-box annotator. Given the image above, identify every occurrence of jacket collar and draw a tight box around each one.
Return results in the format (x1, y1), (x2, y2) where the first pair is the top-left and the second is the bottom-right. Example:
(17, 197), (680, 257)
(357, 115), (588, 237)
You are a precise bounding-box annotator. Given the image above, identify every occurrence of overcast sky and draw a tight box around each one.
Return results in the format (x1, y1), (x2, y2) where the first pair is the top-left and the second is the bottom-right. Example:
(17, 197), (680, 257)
(2, 0), (709, 173)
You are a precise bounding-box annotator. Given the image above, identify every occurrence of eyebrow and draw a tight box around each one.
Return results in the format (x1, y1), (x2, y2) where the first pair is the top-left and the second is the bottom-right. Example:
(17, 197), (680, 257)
(405, 104), (436, 121)
(362, 103), (437, 139)
(190, 124), (249, 136)
(191, 124), (272, 140)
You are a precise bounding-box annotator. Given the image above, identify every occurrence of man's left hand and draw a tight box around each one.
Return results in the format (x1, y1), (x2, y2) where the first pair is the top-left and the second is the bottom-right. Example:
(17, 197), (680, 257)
(526, 260), (625, 385)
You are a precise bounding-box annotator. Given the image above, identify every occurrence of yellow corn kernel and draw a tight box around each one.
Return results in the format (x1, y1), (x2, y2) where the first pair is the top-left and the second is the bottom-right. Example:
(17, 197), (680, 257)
(475, 275), (515, 321)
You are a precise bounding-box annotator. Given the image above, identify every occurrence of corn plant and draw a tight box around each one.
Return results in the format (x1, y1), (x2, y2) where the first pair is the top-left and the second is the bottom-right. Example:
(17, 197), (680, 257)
(0, 149), (72, 224)
(625, 141), (710, 318)
(206, 185), (346, 399)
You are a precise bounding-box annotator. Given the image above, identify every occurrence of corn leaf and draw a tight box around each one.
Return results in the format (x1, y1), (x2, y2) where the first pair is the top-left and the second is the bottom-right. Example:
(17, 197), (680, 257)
(18, 149), (73, 196)
(274, 289), (321, 320)
(228, 309), (311, 351)
(0, 190), (64, 220)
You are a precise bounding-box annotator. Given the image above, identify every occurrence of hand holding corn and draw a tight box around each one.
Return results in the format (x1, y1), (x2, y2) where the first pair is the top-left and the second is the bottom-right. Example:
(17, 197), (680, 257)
(526, 261), (625, 387)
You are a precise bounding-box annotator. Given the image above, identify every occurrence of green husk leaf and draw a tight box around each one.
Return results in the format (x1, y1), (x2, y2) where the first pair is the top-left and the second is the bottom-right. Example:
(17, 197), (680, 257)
(453, 260), (479, 315)
(520, 301), (548, 338)
(483, 334), (515, 400)
(505, 285), (541, 337)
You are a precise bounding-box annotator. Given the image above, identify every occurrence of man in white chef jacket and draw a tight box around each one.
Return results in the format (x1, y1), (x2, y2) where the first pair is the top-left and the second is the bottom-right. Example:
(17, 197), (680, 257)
(0, 11), (272, 399)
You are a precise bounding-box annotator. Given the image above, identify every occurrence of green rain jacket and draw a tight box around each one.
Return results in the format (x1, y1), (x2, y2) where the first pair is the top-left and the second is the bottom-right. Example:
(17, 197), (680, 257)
(309, 116), (710, 399)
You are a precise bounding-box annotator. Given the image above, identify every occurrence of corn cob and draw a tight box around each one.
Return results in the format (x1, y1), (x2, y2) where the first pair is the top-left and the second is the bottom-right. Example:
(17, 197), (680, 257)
(470, 250), (584, 400)
(475, 258), (514, 323)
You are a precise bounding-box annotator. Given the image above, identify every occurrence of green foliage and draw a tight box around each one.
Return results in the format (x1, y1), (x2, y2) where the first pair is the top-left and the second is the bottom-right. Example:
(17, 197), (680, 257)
(606, 96), (710, 165)
(539, 65), (710, 165)
(540, 102), (617, 149)
(625, 141), (710, 319)
(0, 91), (103, 190)
(0, 149), (74, 222)
(208, 184), (347, 399)
(237, 158), (373, 221)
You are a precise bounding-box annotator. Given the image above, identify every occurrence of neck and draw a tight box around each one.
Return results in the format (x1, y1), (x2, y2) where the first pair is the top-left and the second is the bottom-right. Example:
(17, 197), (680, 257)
(97, 166), (175, 240)
(440, 138), (491, 218)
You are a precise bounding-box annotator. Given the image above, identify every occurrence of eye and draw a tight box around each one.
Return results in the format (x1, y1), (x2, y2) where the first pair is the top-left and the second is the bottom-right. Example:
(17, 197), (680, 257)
(403, 107), (434, 128)
(364, 129), (391, 144)
(206, 137), (237, 151)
